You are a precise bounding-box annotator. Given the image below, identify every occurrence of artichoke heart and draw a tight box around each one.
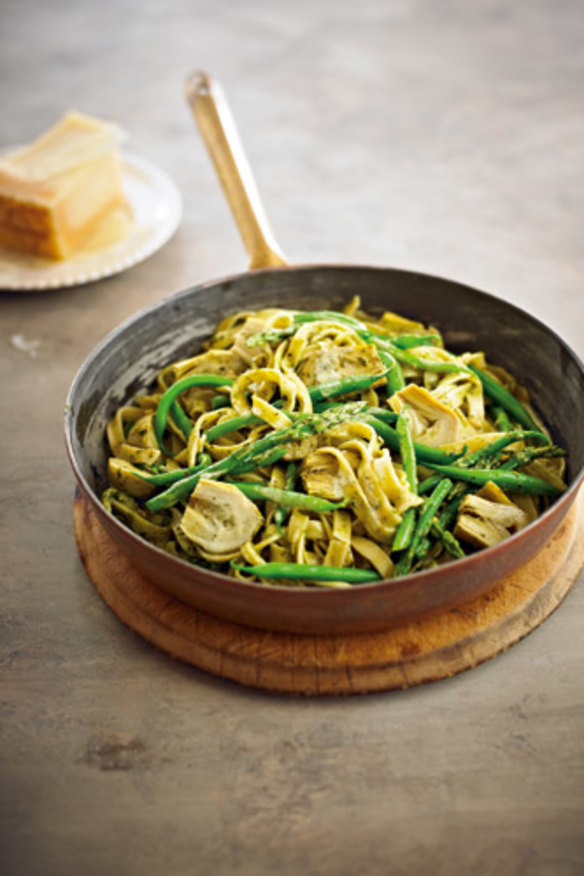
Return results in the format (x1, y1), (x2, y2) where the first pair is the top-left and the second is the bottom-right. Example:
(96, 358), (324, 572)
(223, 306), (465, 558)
(454, 482), (529, 549)
(297, 343), (383, 387)
(301, 449), (346, 501)
(390, 384), (462, 447)
(180, 479), (263, 554)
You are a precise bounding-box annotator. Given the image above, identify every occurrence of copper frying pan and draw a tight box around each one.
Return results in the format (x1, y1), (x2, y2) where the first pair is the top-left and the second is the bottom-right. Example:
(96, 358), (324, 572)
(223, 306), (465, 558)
(65, 73), (584, 634)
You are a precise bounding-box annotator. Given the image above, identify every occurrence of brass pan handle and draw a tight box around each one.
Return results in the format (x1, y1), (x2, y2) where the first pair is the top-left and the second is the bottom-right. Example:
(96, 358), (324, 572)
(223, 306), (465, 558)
(185, 71), (288, 270)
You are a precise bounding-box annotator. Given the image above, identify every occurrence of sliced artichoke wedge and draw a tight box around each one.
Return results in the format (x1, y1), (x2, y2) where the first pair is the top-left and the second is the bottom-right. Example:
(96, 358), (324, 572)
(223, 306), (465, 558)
(454, 482), (529, 549)
(390, 384), (462, 447)
(301, 449), (346, 501)
(180, 479), (263, 554)
(297, 343), (383, 387)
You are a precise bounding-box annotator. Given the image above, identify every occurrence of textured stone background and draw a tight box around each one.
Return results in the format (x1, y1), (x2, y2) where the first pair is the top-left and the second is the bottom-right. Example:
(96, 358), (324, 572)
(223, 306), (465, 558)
(1, 1), (583, 874)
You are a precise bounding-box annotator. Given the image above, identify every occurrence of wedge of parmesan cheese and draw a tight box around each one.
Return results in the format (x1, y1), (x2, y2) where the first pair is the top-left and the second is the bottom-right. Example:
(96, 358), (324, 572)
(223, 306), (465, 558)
(0, 112), (126, 259)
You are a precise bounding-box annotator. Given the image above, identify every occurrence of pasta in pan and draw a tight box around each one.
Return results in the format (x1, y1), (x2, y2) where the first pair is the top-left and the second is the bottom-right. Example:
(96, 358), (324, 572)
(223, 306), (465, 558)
(102, 298), (566, 587)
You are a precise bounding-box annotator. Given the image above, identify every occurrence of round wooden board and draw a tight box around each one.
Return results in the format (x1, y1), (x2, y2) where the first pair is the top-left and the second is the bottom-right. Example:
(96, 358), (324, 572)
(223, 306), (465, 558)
(74, 490), (584, 696)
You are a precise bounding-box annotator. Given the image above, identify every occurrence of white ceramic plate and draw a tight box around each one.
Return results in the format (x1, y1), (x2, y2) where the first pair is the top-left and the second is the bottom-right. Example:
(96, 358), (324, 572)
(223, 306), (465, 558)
(0, 152), (182, 291)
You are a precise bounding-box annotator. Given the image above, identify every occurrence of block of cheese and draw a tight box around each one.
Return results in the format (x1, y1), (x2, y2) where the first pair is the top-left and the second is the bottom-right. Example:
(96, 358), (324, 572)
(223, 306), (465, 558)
(0, 112), (126, 260)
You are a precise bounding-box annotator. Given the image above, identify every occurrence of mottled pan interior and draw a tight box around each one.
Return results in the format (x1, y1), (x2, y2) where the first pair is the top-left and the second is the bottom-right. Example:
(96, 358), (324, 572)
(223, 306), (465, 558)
(66, 265), (584, 633)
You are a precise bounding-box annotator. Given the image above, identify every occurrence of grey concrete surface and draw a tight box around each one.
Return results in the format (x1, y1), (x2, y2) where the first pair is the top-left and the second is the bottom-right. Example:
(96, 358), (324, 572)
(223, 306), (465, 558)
(1, 1), (583, 874)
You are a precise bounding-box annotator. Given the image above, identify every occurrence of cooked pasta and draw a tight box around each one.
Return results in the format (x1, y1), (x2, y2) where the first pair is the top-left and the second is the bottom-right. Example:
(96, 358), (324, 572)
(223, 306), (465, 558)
(102, 298), (567, 586)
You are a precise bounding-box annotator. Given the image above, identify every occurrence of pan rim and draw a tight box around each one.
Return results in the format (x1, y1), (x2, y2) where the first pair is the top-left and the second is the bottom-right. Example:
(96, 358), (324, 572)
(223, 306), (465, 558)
(64, 262), (584, 597)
